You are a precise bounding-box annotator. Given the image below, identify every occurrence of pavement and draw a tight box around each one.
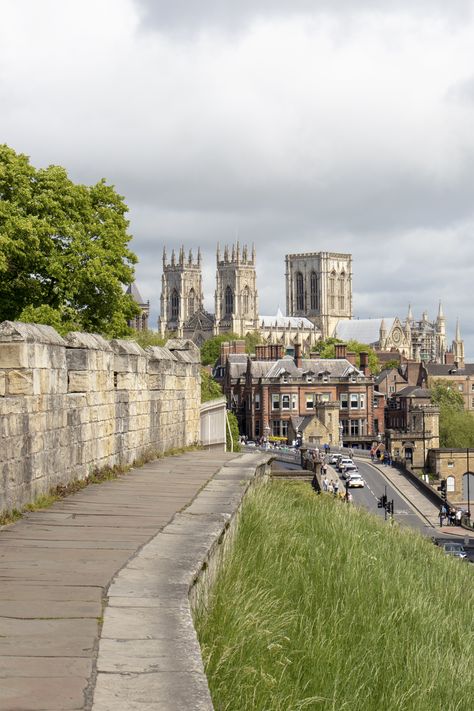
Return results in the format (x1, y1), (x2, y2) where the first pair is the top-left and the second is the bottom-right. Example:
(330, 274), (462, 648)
(0, 450), (252, 711)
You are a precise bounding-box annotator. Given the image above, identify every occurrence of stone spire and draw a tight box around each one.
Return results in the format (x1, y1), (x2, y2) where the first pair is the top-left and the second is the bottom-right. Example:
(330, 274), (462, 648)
(437, 300), (445, 321)
(188, 248), (193, 265)
(406, 304), (413, 323)
(198, 247), (202, 266)
(456, 318), (462, 342)
(162, 246), (167, 267)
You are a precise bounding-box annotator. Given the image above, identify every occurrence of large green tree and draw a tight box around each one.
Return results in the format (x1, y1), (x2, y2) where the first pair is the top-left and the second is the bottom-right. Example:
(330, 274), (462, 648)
(0, 144), (139, 336)
(430, 380), (474, 447)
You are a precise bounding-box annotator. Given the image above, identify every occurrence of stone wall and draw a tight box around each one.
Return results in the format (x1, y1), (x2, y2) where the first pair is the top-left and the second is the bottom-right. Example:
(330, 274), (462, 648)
(0, 322), (201, 514)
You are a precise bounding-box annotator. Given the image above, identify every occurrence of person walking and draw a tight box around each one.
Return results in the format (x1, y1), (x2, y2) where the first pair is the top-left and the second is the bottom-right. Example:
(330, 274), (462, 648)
(439, 504), (447, 527)
(455, 508), (462, 526)
(333, 479), (339, 497)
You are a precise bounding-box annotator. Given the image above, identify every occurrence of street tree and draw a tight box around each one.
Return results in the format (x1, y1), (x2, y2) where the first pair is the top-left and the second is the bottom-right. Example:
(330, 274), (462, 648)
(430, 379), (474, 447)
(0, 144), (139, 336)
(311, 337), (380, 374)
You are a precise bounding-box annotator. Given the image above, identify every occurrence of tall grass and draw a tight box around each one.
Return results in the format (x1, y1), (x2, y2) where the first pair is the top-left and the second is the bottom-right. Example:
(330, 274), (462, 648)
(195, 483), (474, 711)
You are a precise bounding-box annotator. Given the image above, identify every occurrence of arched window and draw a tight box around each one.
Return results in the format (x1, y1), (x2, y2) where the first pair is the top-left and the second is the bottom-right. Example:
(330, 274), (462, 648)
(171, 289), (179, 320)
(296, 272), (304, 311)
(242, 286), (250, 315)
(225, 286), (234, 315)
(329, 271), (336, 310)
(310, 271), (318, 311)
(338, 272), (345, 311)
(188, 288), (196, 317)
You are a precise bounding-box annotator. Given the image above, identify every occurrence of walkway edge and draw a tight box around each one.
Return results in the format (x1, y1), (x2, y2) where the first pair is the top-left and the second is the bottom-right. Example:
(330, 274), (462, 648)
(91, 452), (272, 711)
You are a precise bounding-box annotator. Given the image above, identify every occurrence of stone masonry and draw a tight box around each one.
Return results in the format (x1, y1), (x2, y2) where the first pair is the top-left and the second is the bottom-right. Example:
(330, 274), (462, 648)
(0, 322), (201, 515)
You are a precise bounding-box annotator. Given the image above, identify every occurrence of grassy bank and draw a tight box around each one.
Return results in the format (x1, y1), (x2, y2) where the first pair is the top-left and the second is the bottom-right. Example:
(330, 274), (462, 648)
(195, 483), (474, 711)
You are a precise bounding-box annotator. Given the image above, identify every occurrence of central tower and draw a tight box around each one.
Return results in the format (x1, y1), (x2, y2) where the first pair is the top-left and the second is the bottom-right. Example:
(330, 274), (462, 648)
(215, 242), (259, 336)
(159, 246), (203, 337)
(285, 251), (352, 338)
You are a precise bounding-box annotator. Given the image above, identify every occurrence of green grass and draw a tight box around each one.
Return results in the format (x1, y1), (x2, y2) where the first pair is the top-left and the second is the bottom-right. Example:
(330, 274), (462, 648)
(195, 483), (474, 711)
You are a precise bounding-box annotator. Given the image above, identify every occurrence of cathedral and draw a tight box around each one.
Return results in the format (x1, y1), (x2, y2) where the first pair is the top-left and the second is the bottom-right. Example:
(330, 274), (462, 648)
(154, 245), (463, 364)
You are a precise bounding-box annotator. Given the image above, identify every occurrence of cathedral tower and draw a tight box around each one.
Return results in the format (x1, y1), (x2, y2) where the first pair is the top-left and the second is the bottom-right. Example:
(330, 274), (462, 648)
(215, 242), (259, 336)
(452, 319), (465, 369)
(159, 246), (203, 337)
(285, 252), (352, 338)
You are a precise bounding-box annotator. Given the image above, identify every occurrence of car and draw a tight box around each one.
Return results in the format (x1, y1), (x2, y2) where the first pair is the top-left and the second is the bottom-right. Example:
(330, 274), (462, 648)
(347, 473), (365, 488)
(337, 458), (357, 474)
(441, 542), (467, 560)
(328, 454), (340, 465)
(245, 441), (257, 448)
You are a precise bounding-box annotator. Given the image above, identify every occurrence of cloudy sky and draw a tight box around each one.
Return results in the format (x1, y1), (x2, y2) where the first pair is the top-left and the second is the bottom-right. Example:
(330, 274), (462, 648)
(1, 0), (474, 355)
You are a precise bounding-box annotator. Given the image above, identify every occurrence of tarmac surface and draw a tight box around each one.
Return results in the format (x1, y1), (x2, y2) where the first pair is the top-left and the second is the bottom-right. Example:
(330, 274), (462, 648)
(0, 451), (240, 711)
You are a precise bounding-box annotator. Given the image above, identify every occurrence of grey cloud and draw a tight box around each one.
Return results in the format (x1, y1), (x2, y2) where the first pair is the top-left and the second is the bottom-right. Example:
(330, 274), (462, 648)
(446, 75), (474, 105)
(135, 0), (474, 34)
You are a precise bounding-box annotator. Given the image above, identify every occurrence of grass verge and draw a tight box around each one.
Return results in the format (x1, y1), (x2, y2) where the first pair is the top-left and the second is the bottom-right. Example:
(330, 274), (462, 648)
(195, 482), (474, 711)
(0, 444), (202, 527)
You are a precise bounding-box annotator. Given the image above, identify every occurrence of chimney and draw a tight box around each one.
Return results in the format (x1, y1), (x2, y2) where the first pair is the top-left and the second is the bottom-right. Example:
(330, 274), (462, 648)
(346, 351), (357, 366)
(359, 351), (369, 376)
(220, 341), (230, 365)
(235, 340), (246, 354)
(335, 343), (347, 359)
(294, 341), (302, 368)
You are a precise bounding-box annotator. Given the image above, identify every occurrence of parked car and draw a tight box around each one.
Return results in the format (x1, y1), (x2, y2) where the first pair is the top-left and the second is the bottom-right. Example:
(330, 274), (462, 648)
(328, 454), (340, 465)
(347, 473), (365, 488)
(245, 441), (257, 448)
(441, 542), (467, 560)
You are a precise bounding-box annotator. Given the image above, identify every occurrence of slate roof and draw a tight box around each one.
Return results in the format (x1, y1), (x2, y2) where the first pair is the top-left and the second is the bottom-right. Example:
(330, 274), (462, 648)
(126, 282), (146, 305)
(395, 386), (432, 399)
(425, 363), (474, 376)
(248, 357), (362, 380)
(183, 308), (215, 330)
(334, 318), (396, 345)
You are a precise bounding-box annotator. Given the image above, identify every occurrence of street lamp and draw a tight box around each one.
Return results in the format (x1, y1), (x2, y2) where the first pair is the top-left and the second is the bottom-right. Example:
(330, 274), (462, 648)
(339, 422), (344, 449)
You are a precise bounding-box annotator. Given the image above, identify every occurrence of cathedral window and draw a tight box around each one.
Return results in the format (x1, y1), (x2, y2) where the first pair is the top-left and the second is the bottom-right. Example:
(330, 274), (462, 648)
(329, 271), (336, 310)
(171, 289), (179, 320)
(188, 288), (196, 317)
(310, 272), (318, 310)
(338, 273), (345, 310)
(225, 286), (234, 315)
(296, 272), (304, 311)
(242, 286), (250, 315)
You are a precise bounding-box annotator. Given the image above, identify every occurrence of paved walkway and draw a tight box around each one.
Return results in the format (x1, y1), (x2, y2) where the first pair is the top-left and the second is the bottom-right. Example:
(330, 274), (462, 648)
(0, 451), (241, 711)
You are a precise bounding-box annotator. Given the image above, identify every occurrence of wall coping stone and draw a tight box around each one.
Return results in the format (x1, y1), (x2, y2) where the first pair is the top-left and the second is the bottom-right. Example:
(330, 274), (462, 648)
(91, 452), (271, 711)
(0, 321), (66, 345)
(110, 339), (147, 357)
(65, 332), (113, 351)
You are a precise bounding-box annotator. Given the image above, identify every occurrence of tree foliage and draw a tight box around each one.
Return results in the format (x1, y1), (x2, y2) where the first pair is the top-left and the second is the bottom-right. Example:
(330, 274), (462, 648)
(201, 369), (223, 403)
(311, 337), (380, 374)
(200, 333), (240, 365)
(128, 329), (167, 349)
(226, 410), (241, 452)
(430, 380), (474, 447)
(0, 144), (139, 336)
(244, 330), (262, 354)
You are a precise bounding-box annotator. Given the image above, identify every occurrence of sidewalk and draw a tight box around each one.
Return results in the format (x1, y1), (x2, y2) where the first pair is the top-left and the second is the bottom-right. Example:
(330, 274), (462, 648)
(0, 450), (244, 711)
(365, 460), (468, 538)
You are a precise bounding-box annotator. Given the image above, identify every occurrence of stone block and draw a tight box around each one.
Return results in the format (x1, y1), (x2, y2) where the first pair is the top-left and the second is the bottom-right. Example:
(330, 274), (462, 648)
(0, 342), (28, 368)
(7, 370), (34, 396)
(0, 371), (5, 396)
(68, 371), (91, 393)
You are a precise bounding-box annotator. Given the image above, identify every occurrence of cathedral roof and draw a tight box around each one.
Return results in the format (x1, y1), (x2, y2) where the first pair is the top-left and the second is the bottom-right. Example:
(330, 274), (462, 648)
(334, 318), (396, 345)
(183, 308), (215, 330)
(260, 308), (317, 331)
(126, 282), (146, 305)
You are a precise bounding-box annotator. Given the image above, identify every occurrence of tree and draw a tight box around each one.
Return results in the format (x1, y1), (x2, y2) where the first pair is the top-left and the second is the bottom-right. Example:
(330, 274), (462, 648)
(311, 337), (380, 374)
(129, 330), (167, 349)
(0, 144), (139, 336)
(200, 369), (223, 403)
(244, 330), (262, 354)
(430, 380), (474, 447)
(226, 410), (241, 452)
(200, 333), (240, 366)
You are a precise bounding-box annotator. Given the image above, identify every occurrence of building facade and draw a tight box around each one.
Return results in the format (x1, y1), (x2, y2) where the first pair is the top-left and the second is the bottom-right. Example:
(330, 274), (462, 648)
(126, 283), (150, 331)
(214, 243), (259, 336)
(285, 251), (353, 338)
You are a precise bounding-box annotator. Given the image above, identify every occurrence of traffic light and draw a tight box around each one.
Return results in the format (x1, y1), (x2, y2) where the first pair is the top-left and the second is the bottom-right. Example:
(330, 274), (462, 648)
(437, 479), (447, 501)
(386, 500), (393, 515)
(377, 494), (387, 509)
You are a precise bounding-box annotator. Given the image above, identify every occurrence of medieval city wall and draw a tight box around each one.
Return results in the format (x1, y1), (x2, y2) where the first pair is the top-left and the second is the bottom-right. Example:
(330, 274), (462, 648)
(0, 322), (201, 514)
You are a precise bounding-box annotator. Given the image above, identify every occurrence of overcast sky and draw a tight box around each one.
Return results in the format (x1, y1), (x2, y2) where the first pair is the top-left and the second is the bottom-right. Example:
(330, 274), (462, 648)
(1, 0), (474, 356)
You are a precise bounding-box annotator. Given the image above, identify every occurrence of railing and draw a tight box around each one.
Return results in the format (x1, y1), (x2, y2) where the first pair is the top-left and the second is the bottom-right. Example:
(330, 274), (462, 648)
(200, 397), (227, 451)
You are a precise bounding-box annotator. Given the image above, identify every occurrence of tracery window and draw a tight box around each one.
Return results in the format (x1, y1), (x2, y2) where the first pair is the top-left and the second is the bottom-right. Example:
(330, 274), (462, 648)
(242, 286), (250, 315)
(338, 272), (345, 310)
(171, 289), (179, 320)
(225, 286), (234, 315)
(310, 271), (318, 310)
(329, 271), (336, 310)
(296, 272), (304, 311)
(188, 288), (196, 317)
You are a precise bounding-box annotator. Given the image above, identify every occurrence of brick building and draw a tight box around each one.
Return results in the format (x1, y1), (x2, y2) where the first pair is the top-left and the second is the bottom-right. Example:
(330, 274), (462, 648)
(220, 341), (384, 449)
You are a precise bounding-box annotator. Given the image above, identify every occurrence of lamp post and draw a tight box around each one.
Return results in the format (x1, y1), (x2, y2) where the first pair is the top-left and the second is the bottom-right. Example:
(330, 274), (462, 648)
(339, 422), (344, 450)
(467, 448), (471, 519)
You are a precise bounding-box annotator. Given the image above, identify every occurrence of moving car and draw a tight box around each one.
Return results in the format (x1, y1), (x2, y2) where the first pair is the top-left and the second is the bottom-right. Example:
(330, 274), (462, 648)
(337, 458), (358, 474)
(328, 454), (340, 465)
(347, 473), (365, 488)
(441, 542), (467, 560)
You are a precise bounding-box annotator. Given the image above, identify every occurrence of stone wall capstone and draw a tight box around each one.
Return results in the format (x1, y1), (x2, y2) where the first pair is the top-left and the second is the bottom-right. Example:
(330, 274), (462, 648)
(0, 322), (201, 514)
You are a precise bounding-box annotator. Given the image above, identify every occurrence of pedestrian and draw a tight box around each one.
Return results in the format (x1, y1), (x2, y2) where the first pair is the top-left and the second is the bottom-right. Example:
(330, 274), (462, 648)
(333, 480), (339, 497)
(348, 448), (353, 458)
(328, 480), (334, 494)
(456, 509), (462, 526)
(448, 507), (456, 526)
(322, 476), (328, 492)
(370, 449), (375, 461)
(439, 504), (446, 527)
(347, 492), (353, 504)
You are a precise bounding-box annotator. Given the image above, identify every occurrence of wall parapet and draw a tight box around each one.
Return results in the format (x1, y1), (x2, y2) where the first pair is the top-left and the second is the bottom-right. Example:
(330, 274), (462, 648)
(0, 322), (201, 514)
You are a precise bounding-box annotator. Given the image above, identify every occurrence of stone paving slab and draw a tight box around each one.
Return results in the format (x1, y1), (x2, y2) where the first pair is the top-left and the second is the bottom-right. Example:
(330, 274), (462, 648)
(0, 451), (241, 711)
